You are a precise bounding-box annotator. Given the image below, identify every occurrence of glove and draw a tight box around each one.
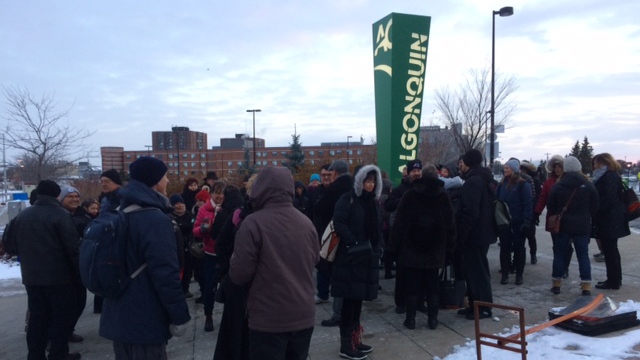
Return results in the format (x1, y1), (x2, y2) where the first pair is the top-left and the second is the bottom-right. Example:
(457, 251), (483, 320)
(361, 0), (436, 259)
(170, 322), (189, 337)
(520, 219), (532, 234)
(200, 223), (210, 234)
(534, 214), (540, 226)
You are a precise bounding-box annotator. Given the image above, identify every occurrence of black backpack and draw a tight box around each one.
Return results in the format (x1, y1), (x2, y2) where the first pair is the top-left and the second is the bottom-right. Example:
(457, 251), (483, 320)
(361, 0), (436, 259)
(79, 205), (157, 298)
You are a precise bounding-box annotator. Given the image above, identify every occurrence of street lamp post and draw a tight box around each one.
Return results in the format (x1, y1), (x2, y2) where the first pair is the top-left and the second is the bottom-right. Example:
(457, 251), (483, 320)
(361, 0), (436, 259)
(145, 145), (152, 156)
(490, 6), (514, 168)
(347, 135), (352, 164)
(246, 109), (261, 167)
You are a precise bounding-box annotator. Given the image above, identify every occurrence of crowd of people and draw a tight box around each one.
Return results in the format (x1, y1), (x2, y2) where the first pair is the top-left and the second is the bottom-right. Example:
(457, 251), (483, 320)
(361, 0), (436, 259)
(2, 149), (633, 360)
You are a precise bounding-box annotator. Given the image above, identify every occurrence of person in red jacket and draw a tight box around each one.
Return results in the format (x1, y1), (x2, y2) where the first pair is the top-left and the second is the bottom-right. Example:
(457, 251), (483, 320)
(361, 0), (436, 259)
(193, 181), (226, 332)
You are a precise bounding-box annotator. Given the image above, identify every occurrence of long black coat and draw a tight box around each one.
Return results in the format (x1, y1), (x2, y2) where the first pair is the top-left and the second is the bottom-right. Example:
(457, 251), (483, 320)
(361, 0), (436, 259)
(548, 172), (599, 236)
(592, 170), (630, 239)
(389, 177), (456, 269)
(331, 165), (382, 301)
(312, 174), (352, 237)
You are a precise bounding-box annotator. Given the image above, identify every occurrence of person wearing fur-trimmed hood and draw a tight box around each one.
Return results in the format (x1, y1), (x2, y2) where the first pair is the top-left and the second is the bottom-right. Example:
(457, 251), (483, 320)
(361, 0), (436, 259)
(331, 164), (383, 359)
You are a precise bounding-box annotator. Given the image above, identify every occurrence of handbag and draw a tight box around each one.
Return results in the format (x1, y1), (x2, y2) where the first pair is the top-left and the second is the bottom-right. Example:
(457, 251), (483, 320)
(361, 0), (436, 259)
(346, 241), (373, 263)
(320, 221), (340, 262)
(189, 241), (205, 259)
(546, 188), (577, 234)
(439, 264), (466, 309)
(622, 182), (640, 221)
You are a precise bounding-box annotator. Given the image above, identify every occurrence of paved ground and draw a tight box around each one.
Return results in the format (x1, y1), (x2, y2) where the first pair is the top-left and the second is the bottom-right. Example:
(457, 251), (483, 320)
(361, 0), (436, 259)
(1, 219), (639, 360)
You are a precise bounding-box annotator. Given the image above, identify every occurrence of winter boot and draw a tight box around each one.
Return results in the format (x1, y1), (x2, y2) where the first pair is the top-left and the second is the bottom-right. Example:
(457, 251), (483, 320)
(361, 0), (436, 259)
(581, 282), (592, 296)
(204, 315), (214, 332)
(403, 296), (417, 330)
(354, 324), (373, 354)
(550, 279), (561, 294)
(339, 328), (367, 360)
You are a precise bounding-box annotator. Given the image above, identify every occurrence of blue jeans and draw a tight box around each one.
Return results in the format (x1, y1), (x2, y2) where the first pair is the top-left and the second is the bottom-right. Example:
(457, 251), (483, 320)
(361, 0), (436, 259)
(553, 233), (591, 281)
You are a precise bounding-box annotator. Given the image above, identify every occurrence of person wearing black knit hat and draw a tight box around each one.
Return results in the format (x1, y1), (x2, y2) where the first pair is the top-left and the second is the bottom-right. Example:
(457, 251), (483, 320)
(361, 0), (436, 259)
(10, 179), (82, 359)
(455, 149), (497, 320)
(100, 156), (190, 356)
(100, 169), (123, 186)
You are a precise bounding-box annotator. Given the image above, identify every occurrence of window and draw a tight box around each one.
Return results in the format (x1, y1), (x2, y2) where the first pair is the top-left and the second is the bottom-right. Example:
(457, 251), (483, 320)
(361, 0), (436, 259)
(357, 150), (362, 155)
(310, 160), (315, 165)
(228, 161), (233, 167)
(200, 154), (206, 158)
(191, 154), (196, 159)
(237, 161), (242, 166)
(337, 150), (342, 155)
(272, 151), (278, 156)
(200, 162), (206, 167)
(183, 154), (188, 158)
(318, 150), (324, 156)
(272, 161), (277, 165)
(309, 150), (315, 156)
(168, 154), (173, 159)
(126, 154), (131, 159)
(330, 150), (335, 156)
(191, 162), (196, 167)
(281, 151), (287, 156)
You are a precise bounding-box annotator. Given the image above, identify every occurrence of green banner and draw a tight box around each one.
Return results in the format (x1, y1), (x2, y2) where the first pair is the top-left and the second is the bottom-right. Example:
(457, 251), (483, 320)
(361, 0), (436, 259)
(373, 13), (431, 185)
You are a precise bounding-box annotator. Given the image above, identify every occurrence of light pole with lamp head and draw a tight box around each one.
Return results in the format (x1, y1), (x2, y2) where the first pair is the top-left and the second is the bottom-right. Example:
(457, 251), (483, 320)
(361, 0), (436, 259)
(347, 135), (352, 164)
(490, 6), (514, 168)
(246, 109), (261, 168)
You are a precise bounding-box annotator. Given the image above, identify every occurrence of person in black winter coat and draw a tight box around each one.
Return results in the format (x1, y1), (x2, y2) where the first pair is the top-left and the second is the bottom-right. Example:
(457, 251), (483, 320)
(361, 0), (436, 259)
(213, 178), (253, 360)
(12, 180), (82, 360)
(170, 194), (196, 297)
(455, 149), (497, 320)
(390, 165), (456, 331)
(293, 180), (311, 218)
(331, 165), (383, 359)
(547, 156), (599, 295)
(520, 161), (542, 264)
(181, 178), (200, 213)
(592, 153), (630, 290)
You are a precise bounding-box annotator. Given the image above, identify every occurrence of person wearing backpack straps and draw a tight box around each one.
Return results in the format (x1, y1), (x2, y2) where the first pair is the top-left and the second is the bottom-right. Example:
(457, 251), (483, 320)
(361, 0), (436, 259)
(496, 158), (533, 286)
(592, 153), (631, 290)
(100, 156), (190, 360)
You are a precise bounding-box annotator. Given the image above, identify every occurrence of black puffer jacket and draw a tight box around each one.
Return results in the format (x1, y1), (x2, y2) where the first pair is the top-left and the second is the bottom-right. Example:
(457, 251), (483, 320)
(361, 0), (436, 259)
(547, 172), (599, 236)
(313, 174), (352, 237)
(456, 165), (497, 247)
(592, 170), (630, 239)
(389, 176), (456, 269)
(331, 165), (383, 301)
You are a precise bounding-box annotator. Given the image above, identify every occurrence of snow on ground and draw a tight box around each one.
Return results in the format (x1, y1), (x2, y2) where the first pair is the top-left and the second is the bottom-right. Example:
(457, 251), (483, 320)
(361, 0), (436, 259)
(2, 262), (640, 359)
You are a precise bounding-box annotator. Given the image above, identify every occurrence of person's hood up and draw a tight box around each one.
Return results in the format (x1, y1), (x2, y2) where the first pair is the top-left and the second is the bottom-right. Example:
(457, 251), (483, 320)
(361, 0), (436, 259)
(249, 166), (294, 211)
(118, 179), (173, 213)
(294, 180), (307, 196)
(546, 155), (564, 173)
(353, 164), (383, 200)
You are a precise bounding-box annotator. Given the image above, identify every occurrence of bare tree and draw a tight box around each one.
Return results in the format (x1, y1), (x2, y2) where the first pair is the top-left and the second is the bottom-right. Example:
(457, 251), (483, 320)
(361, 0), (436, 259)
(434, 67), (517, 154)
(2, 86), (94, 182)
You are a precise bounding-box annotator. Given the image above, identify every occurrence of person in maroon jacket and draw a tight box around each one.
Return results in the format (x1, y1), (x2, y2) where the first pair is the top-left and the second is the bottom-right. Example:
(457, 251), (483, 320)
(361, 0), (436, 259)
(230, 167), (319, 360)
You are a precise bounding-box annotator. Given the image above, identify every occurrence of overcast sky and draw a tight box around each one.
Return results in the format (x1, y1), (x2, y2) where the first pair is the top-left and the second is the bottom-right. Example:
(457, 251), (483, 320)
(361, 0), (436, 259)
(2, 0), (639, 165)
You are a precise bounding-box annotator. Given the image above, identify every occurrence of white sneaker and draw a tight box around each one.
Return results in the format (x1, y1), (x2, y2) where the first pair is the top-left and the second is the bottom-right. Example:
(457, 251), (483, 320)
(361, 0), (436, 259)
(314, 295), (328, 304)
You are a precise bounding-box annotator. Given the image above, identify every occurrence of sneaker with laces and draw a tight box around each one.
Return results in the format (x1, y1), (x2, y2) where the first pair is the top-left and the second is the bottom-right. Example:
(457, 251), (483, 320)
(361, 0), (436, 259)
(314, 295), (328, 304)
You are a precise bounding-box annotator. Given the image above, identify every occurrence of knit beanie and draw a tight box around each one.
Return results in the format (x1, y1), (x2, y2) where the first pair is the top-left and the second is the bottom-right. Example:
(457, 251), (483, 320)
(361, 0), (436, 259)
(129, 156), (168, 187)
(310, 174), (321, 182)
(58, 186), (80, 201)
(462, 149), (483, 167)
(563, 156), (582, 173)
(195, 189), (210, 202)
(504, 159), (520, 173)
(406, 159), (423, 171)
(100, 169), (123, 185)
(36, 180), (61, 198)
(169, 194), (185, 206)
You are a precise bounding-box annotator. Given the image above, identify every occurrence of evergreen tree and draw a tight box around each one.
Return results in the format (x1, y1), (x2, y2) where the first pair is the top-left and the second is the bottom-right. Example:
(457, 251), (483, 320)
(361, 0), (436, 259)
(283, 132), (305, 174)
(569, 141), (580, 158)
(578, 136), (594, 174)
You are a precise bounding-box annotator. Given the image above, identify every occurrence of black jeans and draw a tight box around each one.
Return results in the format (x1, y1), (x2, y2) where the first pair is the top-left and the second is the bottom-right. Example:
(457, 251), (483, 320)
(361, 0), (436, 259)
(113, 341), (167, 360)
(403, 267), (439, 316)
(26, 284), (76, 360)
(249, 327), (313, 360)
(340, 298), (363, 336)
(601, 237), (622, 286)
